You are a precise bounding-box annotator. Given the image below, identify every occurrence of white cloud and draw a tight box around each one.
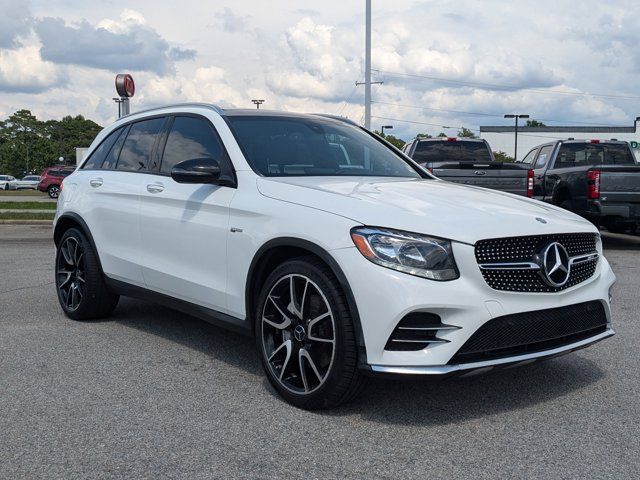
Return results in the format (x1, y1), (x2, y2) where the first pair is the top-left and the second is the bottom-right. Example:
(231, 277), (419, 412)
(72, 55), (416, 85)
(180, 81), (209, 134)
(0, 43), (61, 93)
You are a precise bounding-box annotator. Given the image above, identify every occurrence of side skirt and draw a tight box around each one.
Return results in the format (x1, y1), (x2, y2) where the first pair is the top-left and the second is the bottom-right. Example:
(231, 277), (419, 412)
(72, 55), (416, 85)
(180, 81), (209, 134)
(104, 277), (251, 336)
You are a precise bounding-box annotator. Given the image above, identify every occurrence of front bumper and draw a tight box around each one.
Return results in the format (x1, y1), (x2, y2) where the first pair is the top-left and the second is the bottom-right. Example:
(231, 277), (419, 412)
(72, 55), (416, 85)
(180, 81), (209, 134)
(367, 328), (614, 376)
(331, 240), (616, 369)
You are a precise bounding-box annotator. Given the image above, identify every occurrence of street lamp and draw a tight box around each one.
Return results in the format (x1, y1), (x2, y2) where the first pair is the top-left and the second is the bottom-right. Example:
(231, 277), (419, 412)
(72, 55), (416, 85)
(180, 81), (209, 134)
(381, 125), (393, 136)
(504, 114), (529, 161)
(251, 99), (265, 109)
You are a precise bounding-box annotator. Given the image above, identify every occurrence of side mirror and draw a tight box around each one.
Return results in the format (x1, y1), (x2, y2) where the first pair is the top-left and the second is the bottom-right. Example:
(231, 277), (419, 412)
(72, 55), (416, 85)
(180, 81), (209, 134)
(171, 158), (222, 184)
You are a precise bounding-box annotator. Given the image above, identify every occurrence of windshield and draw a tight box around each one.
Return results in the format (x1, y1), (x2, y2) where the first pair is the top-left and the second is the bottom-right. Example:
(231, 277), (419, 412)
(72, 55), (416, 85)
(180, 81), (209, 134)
(413, 141), (493, 164)
(225, 115), (421, 178)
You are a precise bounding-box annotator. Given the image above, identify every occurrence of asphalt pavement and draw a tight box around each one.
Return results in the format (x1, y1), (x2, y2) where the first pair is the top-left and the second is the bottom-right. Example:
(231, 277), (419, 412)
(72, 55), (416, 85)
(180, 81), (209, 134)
(1, 225), (639, 479)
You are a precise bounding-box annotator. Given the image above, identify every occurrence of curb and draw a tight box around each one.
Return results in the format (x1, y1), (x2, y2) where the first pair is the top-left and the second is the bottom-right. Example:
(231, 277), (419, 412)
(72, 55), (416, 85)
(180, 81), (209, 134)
(0, 220), (53, 225)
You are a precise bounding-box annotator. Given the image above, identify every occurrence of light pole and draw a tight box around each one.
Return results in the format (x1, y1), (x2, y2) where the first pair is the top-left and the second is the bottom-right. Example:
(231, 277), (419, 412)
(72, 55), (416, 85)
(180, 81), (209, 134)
(381, 125), (393, 136)
(251, 99), (265, 109)
(504, 114), (529, 161)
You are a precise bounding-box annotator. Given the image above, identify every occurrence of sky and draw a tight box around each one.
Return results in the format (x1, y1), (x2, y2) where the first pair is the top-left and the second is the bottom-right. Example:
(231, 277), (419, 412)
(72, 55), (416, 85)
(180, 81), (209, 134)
(1, 0), (640, 140)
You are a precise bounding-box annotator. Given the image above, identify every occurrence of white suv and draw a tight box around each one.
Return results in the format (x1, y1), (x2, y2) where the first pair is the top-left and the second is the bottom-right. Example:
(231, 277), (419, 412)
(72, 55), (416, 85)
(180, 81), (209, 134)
(54, 104), (615, 409)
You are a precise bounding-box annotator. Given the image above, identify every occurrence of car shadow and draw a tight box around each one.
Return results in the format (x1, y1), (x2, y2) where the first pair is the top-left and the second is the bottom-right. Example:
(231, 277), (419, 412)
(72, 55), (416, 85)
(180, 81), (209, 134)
(332, 356), (605, 426)
(113, 297), (606, 425)
(601, 232), (640, 251)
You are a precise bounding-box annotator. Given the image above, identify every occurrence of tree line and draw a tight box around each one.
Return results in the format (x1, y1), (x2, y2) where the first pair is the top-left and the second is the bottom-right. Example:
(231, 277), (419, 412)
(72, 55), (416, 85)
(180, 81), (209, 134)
(0, 109), (102, 177)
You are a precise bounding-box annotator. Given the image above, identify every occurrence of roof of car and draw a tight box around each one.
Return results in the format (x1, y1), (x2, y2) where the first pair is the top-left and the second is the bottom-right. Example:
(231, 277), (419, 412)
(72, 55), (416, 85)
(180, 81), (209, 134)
(416, 137), (486, 143)
(119, 103), (357, 125)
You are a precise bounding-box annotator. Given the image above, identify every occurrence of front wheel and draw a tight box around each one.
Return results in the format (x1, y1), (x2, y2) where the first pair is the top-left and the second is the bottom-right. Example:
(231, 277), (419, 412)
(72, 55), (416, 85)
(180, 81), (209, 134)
(255, 257), (366, 409)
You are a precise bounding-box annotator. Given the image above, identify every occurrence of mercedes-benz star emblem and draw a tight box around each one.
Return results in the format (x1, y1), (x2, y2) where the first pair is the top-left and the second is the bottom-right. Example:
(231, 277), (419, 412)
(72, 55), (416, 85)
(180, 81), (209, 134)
(293, 324), (306, 342)
(541, 242), (571, 287)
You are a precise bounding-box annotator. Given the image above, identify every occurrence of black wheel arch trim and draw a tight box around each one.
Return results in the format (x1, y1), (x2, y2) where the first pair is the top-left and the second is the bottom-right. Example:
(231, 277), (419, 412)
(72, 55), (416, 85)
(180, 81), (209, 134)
(245, 237), (368, 365)
(54, 212), (105, 274)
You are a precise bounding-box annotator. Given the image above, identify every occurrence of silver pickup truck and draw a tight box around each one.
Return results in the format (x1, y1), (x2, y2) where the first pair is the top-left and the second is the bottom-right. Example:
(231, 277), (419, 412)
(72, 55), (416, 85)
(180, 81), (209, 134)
(402, 137), (533, 197)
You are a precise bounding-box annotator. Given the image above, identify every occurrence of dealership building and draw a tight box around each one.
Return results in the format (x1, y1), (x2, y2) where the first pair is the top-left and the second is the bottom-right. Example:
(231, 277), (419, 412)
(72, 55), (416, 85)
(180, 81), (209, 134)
(480, 120), (640, 162)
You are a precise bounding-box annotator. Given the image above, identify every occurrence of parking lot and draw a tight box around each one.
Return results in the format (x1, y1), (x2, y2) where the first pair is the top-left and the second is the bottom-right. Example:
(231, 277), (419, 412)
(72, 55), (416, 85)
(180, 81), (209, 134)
(1, 224), (639, 479)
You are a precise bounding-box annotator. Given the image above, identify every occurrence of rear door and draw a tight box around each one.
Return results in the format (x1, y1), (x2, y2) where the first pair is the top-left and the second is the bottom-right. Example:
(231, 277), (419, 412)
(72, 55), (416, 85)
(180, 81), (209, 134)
(79, 118), (165, 285)
(138, 114), (236, 312)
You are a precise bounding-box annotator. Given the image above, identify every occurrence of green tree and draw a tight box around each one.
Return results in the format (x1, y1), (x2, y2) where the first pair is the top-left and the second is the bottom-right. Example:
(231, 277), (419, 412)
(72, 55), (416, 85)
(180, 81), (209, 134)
(374, 130), (406, 149)
(416, 133), (432, 139)
(457, 127), (477, 138)
(0, 110), (102, 177)
(525, 119), (546, 127)
(493, 150), (515, 162)
(436, 132), (447, 137)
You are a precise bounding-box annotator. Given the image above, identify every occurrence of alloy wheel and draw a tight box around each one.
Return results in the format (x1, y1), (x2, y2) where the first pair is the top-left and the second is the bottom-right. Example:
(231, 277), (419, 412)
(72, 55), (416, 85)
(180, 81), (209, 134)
(261, 274), (336, 394)
(49, 186), (59, 198)
(56, 237), (85, 311)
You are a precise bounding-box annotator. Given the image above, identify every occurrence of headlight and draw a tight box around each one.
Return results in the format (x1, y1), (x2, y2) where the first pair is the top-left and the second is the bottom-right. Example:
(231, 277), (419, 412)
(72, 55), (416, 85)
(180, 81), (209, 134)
(350, 227), (459, 281)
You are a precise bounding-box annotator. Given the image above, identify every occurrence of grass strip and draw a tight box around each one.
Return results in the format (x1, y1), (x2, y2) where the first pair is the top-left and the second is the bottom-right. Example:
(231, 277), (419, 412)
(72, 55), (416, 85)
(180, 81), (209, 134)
(0, 202), (57, 210)
(0, 211), (55, 220)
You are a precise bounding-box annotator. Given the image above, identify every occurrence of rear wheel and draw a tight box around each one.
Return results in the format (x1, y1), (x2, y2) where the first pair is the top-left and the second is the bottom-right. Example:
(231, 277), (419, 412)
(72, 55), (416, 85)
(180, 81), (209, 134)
(255, 257), (366, 409)
(3, 183), (8, 190)
(55, 228), (119, 320)
(48, 185), (60, 198)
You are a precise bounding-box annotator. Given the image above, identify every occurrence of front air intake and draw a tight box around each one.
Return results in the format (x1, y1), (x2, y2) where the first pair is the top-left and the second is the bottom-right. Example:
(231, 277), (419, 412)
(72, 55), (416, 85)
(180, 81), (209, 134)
(385, 312), (459, 351)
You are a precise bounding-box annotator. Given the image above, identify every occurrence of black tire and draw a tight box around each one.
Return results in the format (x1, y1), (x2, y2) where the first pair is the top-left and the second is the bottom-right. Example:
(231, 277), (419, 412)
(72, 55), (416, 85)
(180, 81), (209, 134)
(48, 185), (60, 199)
(55, 228), (119, 320)
(255, 256), (367, 409)
(3, 183), (8, 190)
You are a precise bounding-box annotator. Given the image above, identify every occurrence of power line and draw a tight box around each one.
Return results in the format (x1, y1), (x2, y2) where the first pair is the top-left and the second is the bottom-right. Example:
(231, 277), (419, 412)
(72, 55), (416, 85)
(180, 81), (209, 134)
(372, 69), (640, 101)
(371, 100), (628, 126)
(371, 115), (571, 140)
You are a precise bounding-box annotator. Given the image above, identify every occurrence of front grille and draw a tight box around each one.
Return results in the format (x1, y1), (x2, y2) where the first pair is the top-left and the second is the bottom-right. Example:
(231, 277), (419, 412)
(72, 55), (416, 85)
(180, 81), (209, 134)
(475, 233), (599, 292)
(449, 301), (608, 364)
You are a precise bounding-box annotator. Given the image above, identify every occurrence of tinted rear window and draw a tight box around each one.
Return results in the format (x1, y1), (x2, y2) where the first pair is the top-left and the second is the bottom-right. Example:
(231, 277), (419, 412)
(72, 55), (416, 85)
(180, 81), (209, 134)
(117, 118), (165, 171)
(412, 141), (492, 164)
(554, 143), (636, 168)
(83, 127), (125, 170)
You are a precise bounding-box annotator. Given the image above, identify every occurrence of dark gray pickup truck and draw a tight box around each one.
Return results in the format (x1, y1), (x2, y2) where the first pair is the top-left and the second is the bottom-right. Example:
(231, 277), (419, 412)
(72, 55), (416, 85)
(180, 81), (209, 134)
(520, 139), (640, 233)
(403, 137), (533, 196)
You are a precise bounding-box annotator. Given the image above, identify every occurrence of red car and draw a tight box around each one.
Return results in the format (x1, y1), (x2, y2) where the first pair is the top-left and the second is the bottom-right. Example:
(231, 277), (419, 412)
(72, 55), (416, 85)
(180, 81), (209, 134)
(38, 167), (75, 198)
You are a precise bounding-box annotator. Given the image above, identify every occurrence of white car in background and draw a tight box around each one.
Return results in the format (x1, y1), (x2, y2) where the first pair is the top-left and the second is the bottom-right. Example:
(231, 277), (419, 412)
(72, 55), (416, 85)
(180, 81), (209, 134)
(0, 175), (17, 190)
(53, 103), (616, 409)
(15, 175), (41, 190)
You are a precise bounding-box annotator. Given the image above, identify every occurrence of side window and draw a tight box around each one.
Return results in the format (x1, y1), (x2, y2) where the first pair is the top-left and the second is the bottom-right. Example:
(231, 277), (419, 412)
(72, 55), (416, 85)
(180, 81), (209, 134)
(534, 146), (553, 168)
(82, 127), (124, 170)
(521, 148), (538, 165)
(102, 125), (129, 170)
(117, 118), (165, 172)
(160, 116), (225, 174)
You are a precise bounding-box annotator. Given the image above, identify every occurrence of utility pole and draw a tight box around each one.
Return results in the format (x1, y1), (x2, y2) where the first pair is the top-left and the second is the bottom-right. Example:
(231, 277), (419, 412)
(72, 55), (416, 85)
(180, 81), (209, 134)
(504, 114), (529, 161)
(252, 99), (265, 109)
(355, 1), (381, 130)
(364, 0), (371, 130)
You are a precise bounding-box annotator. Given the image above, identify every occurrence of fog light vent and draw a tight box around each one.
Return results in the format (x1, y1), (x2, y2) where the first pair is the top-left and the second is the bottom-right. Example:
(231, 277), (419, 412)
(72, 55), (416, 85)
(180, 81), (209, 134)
(384, 312), (459, 351)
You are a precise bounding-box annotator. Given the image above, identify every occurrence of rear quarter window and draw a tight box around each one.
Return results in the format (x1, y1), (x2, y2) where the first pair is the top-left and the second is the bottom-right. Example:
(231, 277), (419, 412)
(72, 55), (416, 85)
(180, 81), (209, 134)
(83, 127), (125, 170)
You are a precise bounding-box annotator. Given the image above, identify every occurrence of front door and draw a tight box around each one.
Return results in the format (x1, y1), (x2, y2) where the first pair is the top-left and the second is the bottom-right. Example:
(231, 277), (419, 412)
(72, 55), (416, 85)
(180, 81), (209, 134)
(138, 115), (236, 313)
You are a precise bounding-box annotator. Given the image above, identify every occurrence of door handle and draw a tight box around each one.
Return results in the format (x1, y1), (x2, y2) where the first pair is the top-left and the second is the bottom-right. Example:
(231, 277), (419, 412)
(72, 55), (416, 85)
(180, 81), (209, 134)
(146, 183), (164, 194)
(89, 178), (103, 188)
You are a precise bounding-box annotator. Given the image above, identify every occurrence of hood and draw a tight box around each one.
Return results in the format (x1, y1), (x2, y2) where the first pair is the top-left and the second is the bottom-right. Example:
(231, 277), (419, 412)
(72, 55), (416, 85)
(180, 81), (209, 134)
(257, 176), (597, 244)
